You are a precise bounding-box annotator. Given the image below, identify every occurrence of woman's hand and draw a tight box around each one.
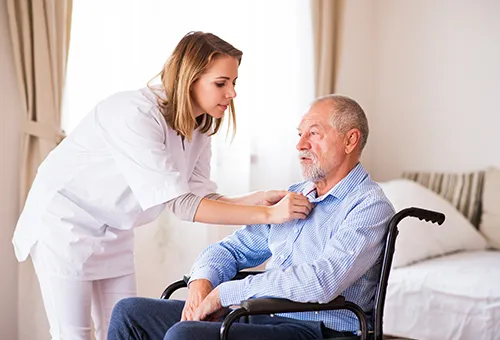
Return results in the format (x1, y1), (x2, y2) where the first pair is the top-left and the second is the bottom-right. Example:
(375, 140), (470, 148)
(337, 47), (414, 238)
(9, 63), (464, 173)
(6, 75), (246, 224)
(261, 190), (289, 206)
(181, 279), (213, 321)
(267, 192), (314, 224)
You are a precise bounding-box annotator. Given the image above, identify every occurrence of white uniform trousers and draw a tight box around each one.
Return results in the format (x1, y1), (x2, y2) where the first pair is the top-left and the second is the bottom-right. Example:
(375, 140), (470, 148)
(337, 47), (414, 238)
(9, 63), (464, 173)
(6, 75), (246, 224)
(31, 243), (137, 340)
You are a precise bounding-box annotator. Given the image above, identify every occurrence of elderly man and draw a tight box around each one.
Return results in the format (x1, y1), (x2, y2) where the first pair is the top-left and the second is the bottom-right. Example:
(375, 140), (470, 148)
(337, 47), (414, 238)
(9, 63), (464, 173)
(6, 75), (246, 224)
(108, 95), (395, 340)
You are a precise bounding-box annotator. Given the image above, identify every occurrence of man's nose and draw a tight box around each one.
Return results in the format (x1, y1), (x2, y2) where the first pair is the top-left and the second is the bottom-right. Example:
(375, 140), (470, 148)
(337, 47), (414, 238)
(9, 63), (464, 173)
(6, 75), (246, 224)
(296, 135), (310, 151)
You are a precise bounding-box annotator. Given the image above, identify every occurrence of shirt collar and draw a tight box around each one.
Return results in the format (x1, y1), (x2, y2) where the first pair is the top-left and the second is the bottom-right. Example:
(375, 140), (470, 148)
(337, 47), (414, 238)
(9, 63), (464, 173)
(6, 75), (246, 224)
(301, 163), (368, 202)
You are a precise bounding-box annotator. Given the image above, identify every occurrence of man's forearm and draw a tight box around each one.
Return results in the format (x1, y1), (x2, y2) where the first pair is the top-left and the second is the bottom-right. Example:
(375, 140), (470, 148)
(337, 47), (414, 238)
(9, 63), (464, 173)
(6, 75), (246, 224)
(189, 224), (272, 289)
(217, 263), (343, 307)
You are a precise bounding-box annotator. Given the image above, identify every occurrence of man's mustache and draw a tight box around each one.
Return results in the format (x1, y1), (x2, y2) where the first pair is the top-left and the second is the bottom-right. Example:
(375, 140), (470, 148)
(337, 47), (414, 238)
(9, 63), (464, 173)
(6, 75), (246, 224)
(298, 151), (317, 161)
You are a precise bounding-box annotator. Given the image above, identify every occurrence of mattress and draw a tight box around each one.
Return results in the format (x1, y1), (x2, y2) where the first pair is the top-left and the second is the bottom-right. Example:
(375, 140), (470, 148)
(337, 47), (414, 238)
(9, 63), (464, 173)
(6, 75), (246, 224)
(384, 250), (500, 340)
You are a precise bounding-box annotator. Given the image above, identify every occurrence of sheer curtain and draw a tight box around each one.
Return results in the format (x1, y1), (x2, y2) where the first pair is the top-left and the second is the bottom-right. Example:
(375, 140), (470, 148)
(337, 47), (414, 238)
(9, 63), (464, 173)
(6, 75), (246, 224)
(63, 0), (314, 195)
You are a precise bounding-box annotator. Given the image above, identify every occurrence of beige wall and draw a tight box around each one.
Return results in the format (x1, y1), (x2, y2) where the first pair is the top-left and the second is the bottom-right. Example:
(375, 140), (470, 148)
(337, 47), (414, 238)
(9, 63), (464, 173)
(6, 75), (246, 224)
(0, 0), (21, 338)
(337, 0), (500, 181)
(335, 0), (376, 168)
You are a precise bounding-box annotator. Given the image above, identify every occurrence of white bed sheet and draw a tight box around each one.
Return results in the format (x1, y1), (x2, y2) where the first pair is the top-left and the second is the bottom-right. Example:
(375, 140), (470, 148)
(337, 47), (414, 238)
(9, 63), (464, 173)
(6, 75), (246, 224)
(384, 250), (500, 340)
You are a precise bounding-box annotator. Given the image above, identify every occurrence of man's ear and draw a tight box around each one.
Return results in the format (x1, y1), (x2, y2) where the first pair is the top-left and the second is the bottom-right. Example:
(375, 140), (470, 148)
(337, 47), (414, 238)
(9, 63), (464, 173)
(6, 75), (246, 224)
(344, 128), (360, 154)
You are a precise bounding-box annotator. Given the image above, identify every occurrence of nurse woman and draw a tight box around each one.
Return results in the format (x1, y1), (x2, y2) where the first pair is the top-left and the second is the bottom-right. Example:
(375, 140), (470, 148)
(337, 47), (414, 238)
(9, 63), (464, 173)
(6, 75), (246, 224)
(12, 31), (313, 340)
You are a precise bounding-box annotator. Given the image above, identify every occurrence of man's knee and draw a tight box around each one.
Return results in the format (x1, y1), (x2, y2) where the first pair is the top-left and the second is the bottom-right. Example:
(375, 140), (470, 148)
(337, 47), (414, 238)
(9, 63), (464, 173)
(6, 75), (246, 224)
(108, 297), (144, 339)
(110, 297), (151, 323)
(164, 321), (210, 340)
(112, 297), (136, 317)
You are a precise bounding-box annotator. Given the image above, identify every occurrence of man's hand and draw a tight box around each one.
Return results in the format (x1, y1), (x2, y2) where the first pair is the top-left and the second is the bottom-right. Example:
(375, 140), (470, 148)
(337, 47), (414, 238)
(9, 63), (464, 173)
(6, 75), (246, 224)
(192, 287), (226, 322)
(181, 279), (213, 321)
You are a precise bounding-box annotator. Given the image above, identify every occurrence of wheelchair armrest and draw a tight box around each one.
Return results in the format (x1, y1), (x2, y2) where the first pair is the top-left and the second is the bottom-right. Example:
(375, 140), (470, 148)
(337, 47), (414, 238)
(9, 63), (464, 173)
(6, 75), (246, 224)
(160, 279), (187, 299)
(239, 296), (346, 314)
(161, 271), (264, 299)
(231, 270), (264, 280)
(221, 296), (368, 340)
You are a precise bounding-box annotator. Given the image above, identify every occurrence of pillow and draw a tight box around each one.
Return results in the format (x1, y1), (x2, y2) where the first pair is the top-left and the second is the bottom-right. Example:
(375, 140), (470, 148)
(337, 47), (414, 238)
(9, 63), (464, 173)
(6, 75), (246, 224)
(479, 167), (500, 249)
(378, 179), (487, 268)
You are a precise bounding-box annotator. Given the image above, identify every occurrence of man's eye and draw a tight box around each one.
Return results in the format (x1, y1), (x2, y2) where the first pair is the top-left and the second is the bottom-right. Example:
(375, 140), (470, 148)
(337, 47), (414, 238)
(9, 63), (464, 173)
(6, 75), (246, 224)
(311, 131), (318, 136)
(215, 83), (225, 88)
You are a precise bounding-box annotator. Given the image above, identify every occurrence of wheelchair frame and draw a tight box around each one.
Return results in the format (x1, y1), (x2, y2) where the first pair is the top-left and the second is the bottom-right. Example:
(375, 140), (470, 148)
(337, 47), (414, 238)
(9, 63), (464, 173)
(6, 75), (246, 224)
(161, 207), (445, 340)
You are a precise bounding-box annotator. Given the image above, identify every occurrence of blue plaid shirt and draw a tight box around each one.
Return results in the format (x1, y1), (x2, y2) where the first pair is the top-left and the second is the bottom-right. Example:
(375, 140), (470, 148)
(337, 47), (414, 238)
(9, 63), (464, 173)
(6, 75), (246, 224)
(189, 163), (395, 332)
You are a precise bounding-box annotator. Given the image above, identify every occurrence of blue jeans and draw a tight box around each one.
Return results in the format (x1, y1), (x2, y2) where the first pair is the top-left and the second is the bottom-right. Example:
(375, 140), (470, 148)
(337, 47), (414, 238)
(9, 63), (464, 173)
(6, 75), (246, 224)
(108, 297), (354, 339)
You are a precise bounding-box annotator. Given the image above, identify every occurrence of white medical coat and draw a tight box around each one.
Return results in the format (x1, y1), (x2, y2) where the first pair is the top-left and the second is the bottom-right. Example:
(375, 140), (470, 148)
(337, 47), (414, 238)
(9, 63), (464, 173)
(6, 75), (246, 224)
(12, 87), (217, 280)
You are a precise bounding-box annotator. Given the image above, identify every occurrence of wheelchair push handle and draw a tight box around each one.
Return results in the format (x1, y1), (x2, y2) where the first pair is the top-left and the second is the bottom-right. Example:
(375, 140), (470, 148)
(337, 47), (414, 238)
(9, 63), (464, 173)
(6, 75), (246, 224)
(397, 207), (445, 225)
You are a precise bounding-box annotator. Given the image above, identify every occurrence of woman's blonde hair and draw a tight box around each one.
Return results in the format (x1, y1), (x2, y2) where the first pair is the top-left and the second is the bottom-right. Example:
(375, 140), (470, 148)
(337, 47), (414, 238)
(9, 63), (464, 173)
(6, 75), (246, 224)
(149, 31), (243, 141)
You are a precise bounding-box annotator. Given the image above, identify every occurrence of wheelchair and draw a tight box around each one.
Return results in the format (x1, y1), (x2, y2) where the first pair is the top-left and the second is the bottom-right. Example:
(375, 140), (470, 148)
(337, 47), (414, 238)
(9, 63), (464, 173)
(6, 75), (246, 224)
(161, 207), (445, 340)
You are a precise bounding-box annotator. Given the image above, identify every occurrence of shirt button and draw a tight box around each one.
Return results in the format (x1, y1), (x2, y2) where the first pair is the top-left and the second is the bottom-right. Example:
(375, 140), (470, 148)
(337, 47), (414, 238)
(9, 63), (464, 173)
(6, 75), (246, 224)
(294, 228), (299, 233)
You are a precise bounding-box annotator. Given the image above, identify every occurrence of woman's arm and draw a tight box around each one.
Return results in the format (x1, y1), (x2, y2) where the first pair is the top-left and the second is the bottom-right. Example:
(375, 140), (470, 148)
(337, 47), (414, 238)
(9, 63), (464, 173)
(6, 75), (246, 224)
(194, 192), (313, 225)
(217, 190), (289, 206)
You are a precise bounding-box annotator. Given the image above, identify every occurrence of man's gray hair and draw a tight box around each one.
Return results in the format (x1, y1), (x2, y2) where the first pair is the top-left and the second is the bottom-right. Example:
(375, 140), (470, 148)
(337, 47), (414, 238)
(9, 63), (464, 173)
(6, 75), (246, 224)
(314, 94), (369, 152)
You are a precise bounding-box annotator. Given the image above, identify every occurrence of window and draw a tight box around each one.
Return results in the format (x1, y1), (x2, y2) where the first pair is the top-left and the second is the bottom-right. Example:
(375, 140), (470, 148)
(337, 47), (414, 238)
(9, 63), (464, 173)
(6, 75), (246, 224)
(63, 0), (314, 193)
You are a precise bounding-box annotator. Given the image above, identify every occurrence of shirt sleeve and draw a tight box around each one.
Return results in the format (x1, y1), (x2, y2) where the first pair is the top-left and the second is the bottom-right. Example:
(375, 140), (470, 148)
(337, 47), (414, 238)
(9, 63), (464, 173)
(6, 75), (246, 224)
(217, 198), (394, 307)
(188, 224), (272, 289)
(188, 136), (218, 197)
(95, 96), (190, 211)
(166, 193), (203, 222)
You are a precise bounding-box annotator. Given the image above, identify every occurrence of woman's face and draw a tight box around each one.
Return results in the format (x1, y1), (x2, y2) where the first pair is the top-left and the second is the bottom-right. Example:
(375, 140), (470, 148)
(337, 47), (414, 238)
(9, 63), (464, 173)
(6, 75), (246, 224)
(191, 55), (239, 119)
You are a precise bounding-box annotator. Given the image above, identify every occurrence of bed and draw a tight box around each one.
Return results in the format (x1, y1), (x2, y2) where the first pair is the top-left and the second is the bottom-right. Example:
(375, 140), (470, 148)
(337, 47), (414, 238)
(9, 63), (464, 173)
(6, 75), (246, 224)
(385, 250), (500, 339)
(378, 168), (500, 340)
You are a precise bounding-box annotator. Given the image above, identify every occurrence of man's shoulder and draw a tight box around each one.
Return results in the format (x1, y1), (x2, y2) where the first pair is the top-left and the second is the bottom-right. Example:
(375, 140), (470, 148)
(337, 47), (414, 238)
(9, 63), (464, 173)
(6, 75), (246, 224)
(349, 178), (395, 211)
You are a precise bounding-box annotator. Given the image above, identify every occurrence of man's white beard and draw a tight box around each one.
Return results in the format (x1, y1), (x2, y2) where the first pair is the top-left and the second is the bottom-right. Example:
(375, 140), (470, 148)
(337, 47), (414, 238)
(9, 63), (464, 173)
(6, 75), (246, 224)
(299, 150), (326, 182)
(301, 164), (326, 182)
